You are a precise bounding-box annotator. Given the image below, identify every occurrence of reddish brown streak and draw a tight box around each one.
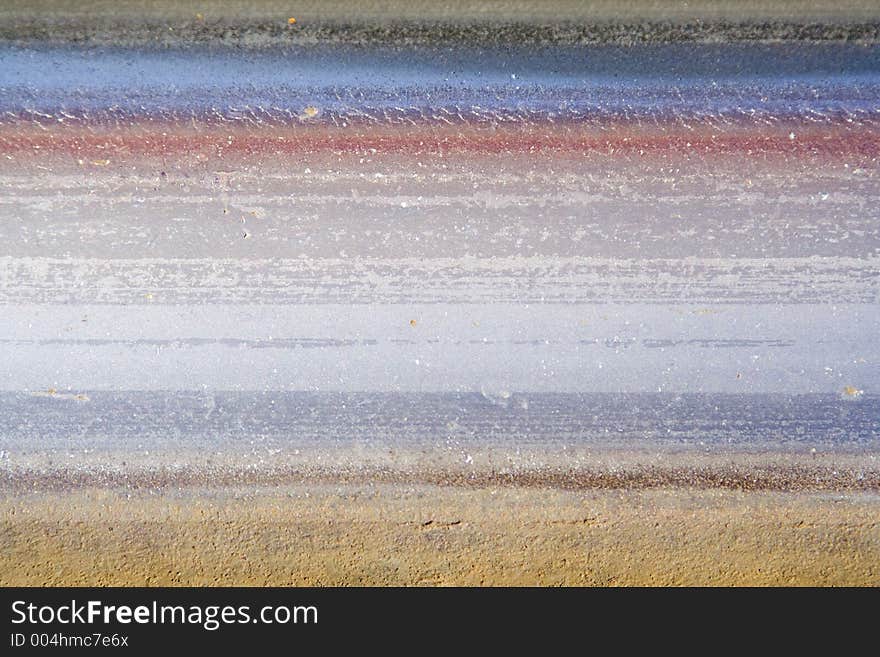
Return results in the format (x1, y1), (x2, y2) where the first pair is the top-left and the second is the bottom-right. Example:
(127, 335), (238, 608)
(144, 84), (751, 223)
(2, 125), (879, 160)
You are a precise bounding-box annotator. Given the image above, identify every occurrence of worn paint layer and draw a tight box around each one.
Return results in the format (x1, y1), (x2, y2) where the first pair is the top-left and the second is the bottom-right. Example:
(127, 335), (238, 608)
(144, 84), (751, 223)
(1, 1), (878, 586)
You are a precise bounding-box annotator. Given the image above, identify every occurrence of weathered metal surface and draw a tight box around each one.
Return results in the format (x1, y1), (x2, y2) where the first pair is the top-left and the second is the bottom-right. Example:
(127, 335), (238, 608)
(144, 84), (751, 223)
(1, 1), (878, 585)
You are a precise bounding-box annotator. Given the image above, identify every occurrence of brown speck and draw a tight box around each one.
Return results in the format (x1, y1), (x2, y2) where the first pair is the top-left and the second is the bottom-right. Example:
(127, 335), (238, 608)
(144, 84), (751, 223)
(410, 319), (417, 327)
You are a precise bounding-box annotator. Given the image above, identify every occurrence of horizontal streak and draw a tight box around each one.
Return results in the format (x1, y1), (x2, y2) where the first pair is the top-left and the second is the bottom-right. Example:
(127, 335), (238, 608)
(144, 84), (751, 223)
(3, 19), (880, 48)
(0, 304), (875, 392)
(0, 257), (875, 304)
(3, 126), (880, 157)
(2, 0), (878, 26)
(2, 44), (877, 130)
(3, 392), (875, 447)
(2, 463), (877, 493)
(2, 147), (876, 260)
(0, 337), (797, 349)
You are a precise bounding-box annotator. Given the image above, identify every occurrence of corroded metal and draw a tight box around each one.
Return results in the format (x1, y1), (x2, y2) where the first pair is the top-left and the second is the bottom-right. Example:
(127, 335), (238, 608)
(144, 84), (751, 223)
(0, 1), (878, 585)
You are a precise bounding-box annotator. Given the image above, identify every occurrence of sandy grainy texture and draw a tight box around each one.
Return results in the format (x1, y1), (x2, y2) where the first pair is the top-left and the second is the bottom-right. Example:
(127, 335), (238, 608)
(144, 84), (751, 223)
(4, 1), (879, 23)
(3, 460), (880, 493)
(1, 485), (877, 586)
(2, 1), (878, 48)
